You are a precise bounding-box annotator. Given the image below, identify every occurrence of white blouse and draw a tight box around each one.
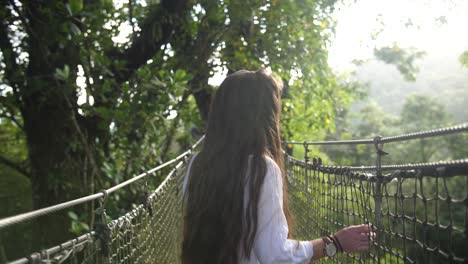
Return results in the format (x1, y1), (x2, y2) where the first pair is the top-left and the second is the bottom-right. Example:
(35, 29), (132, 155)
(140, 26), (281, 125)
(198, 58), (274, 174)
(183, 154), (314, 264)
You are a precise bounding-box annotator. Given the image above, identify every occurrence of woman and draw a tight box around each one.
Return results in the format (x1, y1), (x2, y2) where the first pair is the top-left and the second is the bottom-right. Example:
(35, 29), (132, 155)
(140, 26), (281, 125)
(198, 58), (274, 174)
(182, 69), (374, 264)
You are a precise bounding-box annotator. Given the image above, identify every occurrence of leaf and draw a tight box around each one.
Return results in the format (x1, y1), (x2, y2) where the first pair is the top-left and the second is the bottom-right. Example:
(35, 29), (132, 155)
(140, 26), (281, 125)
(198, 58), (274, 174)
(69, 22), (81, 35)
(68, 211), (78, 220)
(150, 77), (166, 88)
(174, 69), (186, 80)
(80, 222), (90, 230)
(101, 0), (113, 9)
(459, 50), (468, 68)
(321, 21), (327, 28)
(54, 65), (70, 81)
(69, 0), (83, 15)
(65, 4), (73, 16)
(374, 44), (426, 82)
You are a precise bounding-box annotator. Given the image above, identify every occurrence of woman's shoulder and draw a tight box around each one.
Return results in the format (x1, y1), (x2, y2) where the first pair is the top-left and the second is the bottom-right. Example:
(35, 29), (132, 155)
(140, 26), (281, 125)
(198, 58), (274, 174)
(264, 156), (280, 173)
(262, 156), (281, 187)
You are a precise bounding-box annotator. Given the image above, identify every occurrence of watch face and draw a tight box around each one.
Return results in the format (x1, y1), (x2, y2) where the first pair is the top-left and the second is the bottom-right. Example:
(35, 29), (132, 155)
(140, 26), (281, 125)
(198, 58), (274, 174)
(325, 242), (337, 256)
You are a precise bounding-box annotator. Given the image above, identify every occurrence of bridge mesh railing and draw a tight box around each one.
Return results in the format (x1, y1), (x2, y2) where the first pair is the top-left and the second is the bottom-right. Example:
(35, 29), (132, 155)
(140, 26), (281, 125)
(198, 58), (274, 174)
(286, 124), (468, 264)
(4, 125), (468, 264)
(8, 155), (192, 264)
(104, 160), (187, 264)
(287, 156), (468, 263)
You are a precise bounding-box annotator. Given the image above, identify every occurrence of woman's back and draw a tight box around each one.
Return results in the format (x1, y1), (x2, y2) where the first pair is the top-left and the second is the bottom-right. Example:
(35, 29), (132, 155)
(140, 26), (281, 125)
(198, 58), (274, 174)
(183, 154), (313, 264)
(181, 69), (374, 264)
(181, 70), (288, 264)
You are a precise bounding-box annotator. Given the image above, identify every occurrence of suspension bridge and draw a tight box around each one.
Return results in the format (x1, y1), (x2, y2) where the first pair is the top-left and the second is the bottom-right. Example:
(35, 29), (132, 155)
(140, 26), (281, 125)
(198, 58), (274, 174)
(0, 125), (467, 263)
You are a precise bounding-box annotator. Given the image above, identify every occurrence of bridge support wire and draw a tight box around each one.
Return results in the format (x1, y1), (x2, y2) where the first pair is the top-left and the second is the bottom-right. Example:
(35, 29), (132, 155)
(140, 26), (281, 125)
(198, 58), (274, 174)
(373, 136), (388, 264)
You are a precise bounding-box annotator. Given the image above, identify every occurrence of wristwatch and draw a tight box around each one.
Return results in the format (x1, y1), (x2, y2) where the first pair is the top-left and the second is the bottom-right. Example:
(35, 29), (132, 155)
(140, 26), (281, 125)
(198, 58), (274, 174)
(321, 236), (337, 257)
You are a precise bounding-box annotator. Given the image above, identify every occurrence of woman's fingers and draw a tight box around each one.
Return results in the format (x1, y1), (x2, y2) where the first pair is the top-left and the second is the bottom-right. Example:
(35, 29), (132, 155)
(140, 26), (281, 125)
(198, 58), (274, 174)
(351, 224), (372, 234)
(335, 224), (377, 253)
(360, 232), (377, 241)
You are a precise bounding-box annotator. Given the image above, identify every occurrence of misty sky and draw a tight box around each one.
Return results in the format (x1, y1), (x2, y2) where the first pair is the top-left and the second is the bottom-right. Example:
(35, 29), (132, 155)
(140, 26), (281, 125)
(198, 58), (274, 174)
(107, 0), (468, 95)
(329, 0), (468, 72)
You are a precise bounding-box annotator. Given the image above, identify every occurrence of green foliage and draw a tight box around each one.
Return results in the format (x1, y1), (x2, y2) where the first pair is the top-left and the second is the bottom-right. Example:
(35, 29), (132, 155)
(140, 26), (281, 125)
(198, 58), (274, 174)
(459, 50), (468, 68)
(54, 65), (70, 81)
(323, 94), (461, 166)
(395, 95), (452, 162)
(66, 0), (83, 17)
(374, 43), (426, 82)
(0, 166), (32, 260)
(0, 0), (366, 257)
(0, 0), (465, 261)
(320, 92), (467, 261)
(400, 94), (450, 132)
(68, 211), (90, 234)
(0, 116), (30, 261)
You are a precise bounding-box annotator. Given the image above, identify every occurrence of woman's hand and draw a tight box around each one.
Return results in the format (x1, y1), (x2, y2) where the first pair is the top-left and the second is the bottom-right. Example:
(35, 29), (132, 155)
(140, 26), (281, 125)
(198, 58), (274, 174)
(334, 224), (375, 253)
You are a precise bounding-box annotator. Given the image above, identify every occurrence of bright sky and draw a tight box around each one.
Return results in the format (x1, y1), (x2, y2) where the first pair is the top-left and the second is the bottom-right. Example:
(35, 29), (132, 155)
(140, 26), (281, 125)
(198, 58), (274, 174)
(328, 0), (468, 72)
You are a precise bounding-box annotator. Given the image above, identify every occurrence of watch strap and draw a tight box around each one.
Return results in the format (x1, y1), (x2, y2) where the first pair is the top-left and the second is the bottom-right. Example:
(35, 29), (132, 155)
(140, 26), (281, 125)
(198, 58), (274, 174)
(328, 235), (343, 253)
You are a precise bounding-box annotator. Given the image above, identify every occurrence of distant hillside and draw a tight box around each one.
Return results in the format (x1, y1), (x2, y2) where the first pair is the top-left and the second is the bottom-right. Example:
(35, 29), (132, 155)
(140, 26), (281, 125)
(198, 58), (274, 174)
(352, 52), (468, 122)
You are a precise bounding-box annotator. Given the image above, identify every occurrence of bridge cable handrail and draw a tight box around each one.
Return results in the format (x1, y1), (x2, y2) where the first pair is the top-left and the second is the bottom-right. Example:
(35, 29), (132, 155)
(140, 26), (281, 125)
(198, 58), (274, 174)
(287, 154), (468, 172)
(285, 123), (468, 146)
(287, 155), (468, 182)
(8, 160), (193, 264)
(0, 136), (204, 230)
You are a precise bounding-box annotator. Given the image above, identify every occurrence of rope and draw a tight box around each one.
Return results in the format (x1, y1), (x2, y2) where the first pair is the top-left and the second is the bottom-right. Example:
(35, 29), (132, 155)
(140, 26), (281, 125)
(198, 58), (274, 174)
(9, 233), (95, 264)
(4, 124), (468, 263)
(8, 141), (202, 263)
(285, 123), (468, 146)
(286, 124), (468, 263)
(286, 152), (468, 263)
(348, 158), (468, 171)
(0, 136), (204, 230)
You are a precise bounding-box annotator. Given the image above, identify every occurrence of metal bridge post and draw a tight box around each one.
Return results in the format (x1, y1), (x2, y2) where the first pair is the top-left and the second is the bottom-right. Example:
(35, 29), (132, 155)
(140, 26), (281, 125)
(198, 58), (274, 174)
(303, 142), (311, 237)
(373, 136), (388, 264)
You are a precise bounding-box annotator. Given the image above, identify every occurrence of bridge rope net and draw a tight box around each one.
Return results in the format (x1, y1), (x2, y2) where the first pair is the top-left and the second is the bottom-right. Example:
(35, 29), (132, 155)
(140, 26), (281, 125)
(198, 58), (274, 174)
(3, 136), (205, 264)
(286, 124), (468, 264)
(8, 156), (191, 264)
(3, 124), (468, 263)
(286, 156), (468, 264)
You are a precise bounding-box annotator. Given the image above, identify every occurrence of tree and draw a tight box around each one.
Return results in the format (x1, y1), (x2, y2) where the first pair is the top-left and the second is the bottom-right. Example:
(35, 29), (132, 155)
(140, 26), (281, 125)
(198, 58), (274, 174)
(374, 43), (426, 82)
(1, 0), (356, 257)
(459, 50), (468, 68)
(321, 100), (400, 166)
(0, 0), (192, 250)
(397, 94), (450, 162)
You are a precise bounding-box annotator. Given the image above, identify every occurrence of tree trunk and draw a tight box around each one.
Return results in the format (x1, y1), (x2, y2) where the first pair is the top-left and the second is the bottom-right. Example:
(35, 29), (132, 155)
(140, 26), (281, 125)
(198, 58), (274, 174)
(22, 2), (87, 247)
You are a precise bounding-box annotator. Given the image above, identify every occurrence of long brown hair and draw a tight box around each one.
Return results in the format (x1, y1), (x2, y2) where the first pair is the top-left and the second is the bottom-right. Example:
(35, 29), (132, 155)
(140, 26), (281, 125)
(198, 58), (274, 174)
(182, 69), (292, 264)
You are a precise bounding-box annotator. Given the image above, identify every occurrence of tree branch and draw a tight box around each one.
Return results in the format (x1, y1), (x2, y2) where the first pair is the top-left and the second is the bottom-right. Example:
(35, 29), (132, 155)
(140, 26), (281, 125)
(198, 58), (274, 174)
(0, 154), (30, 178)
(112, 0), (190, 83)
(171, 1), (227, 123)
(0, 112), (23, 130)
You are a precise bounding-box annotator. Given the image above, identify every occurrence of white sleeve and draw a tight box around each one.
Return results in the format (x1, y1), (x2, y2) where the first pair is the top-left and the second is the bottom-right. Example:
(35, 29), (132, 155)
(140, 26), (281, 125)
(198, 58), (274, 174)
(182, 153), (199, 196)
(253, 157), (313, 264)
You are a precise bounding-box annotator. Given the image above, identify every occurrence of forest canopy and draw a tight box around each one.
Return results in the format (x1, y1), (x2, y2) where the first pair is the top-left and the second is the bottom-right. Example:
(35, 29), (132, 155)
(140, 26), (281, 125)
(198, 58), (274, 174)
(0, 0), (364, 258)
(1, 0), (466, 261)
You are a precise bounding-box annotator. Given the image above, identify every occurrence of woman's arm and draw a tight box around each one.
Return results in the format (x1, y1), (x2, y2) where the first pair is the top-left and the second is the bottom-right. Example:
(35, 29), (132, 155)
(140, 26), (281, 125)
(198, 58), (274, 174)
(253, 157), (375, 263)
(310, 239), (325, 261)
(253, 158), (313, 263)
